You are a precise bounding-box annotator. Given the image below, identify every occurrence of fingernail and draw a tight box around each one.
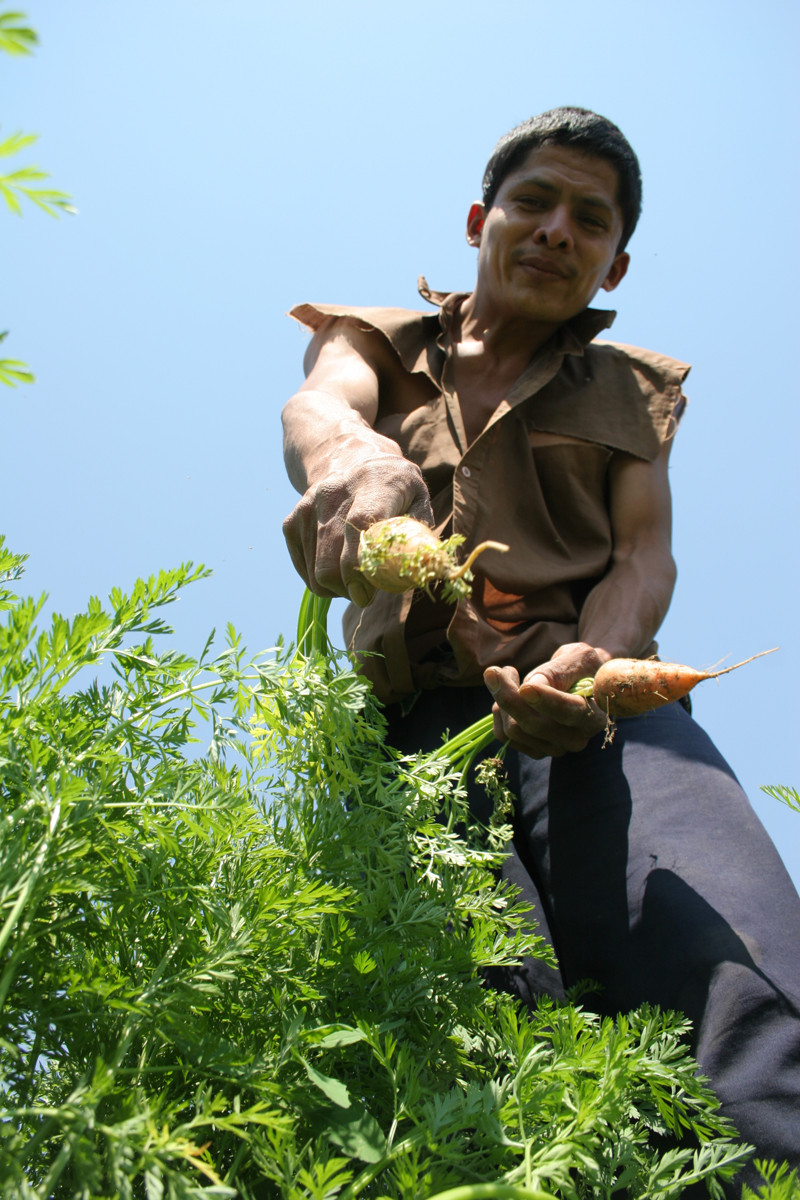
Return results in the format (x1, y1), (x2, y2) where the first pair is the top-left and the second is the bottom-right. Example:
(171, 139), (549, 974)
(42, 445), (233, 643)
(485, 670), (500, 695)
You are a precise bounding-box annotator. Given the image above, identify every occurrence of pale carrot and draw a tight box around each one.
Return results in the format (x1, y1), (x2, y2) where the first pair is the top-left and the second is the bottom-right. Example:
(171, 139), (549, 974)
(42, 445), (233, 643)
(584, 648), (778, 717)
(356, 515), (508, 602)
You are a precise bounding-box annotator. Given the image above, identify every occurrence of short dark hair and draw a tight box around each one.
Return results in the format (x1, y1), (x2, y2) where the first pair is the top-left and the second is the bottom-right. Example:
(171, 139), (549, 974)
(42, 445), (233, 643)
(481, 107), (642, 252)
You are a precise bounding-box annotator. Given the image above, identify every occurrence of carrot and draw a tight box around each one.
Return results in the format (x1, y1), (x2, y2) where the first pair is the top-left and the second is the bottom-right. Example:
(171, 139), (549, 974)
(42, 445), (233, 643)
(357, 515), (508, 602)
(578, 648), (778, 718)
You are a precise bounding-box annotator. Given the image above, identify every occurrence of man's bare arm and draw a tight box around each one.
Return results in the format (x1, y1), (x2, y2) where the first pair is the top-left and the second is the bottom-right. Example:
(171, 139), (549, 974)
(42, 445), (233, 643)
(282, 319), (433, 605)
(577, 439), (676, 658)
(485, 439), (677, 758)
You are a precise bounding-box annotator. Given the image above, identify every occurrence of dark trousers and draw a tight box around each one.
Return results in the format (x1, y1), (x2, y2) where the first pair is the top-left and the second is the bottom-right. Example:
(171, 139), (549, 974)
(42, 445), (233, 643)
(386, 688), (800, 1174)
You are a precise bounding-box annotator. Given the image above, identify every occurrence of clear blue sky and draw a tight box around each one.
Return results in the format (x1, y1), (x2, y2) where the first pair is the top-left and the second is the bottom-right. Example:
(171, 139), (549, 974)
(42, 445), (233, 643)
(4, 0), (799, 887)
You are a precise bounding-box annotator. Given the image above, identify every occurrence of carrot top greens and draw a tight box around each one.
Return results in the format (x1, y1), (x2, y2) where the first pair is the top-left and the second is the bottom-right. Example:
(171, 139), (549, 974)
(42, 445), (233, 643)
(1, 547), (793, 1197)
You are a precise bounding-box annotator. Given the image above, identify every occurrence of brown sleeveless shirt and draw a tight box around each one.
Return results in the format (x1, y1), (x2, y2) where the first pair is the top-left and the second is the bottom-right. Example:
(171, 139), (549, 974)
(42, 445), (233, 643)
(290, 280), (690, 704)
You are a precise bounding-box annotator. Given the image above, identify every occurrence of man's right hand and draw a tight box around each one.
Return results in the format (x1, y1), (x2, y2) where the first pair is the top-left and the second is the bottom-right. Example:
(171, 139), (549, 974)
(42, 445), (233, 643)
(282, 454), (433, 606)
(484, 643), (609, 759)
(282, 317), (434, 604)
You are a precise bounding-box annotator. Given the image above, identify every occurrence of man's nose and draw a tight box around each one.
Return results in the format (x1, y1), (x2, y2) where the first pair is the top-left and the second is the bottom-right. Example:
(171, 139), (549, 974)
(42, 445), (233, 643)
(534, 207), (573, 251)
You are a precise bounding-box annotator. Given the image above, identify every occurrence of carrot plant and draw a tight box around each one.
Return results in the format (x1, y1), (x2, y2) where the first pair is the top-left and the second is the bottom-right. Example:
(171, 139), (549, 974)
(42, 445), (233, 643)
(2, 541), (781, 1197)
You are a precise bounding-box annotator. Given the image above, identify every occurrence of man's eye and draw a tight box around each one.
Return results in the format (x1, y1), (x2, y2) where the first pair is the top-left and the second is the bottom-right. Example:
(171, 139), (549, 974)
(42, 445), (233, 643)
(517, 196), (546, 210)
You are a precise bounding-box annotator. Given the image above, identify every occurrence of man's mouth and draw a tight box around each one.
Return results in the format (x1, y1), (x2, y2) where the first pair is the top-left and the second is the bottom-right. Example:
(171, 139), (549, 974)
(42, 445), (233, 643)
(517, 255), (571, 280)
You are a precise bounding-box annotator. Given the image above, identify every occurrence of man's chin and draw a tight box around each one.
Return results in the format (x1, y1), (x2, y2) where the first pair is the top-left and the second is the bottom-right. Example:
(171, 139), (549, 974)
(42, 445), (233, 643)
(511, 295), (581, 326)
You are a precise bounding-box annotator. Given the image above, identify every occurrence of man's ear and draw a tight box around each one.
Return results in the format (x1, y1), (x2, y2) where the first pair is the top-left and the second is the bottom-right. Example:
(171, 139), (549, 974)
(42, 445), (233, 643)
(466, 202), (486, 247)
(601, 251), (630, 293)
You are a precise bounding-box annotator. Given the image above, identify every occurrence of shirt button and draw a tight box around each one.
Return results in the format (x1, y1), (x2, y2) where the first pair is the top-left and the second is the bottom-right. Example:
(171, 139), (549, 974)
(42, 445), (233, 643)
(461, 465), (471, 478)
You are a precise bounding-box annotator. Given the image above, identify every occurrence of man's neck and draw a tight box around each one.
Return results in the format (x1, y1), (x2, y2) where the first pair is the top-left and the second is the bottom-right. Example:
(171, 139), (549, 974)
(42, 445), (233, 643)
(454, 290), (561, 387)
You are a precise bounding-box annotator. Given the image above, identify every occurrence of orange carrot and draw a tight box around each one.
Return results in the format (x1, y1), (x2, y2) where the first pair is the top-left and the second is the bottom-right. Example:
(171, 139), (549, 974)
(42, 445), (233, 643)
(586, 648), (778, 717)
(357, 516), (508, 601)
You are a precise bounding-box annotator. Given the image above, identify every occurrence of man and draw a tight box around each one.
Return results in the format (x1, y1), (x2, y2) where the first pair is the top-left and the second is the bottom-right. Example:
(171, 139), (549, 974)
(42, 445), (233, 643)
(282, 108), (800, 1175)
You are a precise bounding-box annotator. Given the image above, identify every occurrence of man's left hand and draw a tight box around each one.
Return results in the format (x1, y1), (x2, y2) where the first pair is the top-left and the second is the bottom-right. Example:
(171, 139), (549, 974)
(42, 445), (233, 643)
(484, 642), (608, 759)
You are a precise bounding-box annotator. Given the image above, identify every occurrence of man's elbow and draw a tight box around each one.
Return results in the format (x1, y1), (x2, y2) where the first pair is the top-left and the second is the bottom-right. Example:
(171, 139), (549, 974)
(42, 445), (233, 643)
(281, 389), (330, 457)
(615, 541), (677, 613)
(660, 552), (678, 614)
(643, 547), (678, 623)
(661, 550), (678, 594)
(281, 390), (309, 437)
(281, 392), (318, 490)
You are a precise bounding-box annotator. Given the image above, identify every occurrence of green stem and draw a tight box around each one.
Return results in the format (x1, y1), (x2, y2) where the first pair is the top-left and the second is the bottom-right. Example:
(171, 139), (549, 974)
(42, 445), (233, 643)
(0, 795), (61, 1011)
(438, 714), (497, 780)
(82, 660), (272, 752)
(339, 1129), (427, 1199)
(416, 713), (500, 834)
(296, 589), (332, 660)
(39, 1137), (74, 1194)
(450, 539), (510, 580)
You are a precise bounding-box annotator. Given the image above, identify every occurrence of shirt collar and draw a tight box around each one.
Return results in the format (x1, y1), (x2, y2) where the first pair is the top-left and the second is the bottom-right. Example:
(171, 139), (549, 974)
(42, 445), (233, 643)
(417, 275), (616, 359)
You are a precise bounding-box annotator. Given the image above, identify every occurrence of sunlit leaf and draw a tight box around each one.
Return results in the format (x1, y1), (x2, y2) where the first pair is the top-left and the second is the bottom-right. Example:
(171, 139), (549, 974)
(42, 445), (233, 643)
(0, 130), (37, 156)
(0, 11), (37, 55)
(316, 1028), (366, 1049)
(321, 1103), (386, 1164)
(0, 358), (34, 386)
(302, 1060), (351, 1109)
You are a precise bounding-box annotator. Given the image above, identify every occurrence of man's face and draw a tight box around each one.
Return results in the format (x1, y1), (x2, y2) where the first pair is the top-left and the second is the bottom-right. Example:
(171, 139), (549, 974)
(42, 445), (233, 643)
(467, 144), (630, 325)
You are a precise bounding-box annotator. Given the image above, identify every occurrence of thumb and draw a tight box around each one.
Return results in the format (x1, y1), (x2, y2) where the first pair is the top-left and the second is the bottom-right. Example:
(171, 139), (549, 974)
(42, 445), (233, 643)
(406, 490), (435, 529)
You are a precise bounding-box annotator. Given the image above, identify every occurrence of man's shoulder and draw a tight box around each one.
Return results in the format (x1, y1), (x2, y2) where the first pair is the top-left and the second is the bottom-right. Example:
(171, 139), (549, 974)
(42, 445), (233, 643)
(587, 338), (691, 386)
(289, 302), (441, 381)
(535, 337), (691, 460)
(289, 301), (434, 337)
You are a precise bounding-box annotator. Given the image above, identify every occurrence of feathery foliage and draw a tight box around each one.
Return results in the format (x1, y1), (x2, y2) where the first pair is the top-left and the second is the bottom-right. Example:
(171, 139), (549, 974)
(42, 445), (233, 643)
(0, 542), (770, 1197)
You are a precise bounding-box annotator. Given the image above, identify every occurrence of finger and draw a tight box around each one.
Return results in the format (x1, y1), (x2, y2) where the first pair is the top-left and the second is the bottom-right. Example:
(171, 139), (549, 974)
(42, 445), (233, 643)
(488, 664), (587, 729)
(340, 514), (367, 581)
(347, 463), (433, 530)
(488, 666), (605, 755)
(346, 489), (411, 531)
(284, 504), (342, 598)
(387, 463), (433, 526)
(485, 664), (521, 701)
(530, 644), (603, 691)
(313, 508), (353, 597)
(287, 478), (350, 596)
(406, 487), (435, 528)
(518, 676), (606, 729)
(283, 507), (319, 592)
(486, 665), (530, 734)
(510, 711), (597, 756)
(489, 670), (566, 746)
(314, 546), (350, 596)
(492, 703), (561, 759)
(507, 712), (601, 758)
(339, 521), (377, 607)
